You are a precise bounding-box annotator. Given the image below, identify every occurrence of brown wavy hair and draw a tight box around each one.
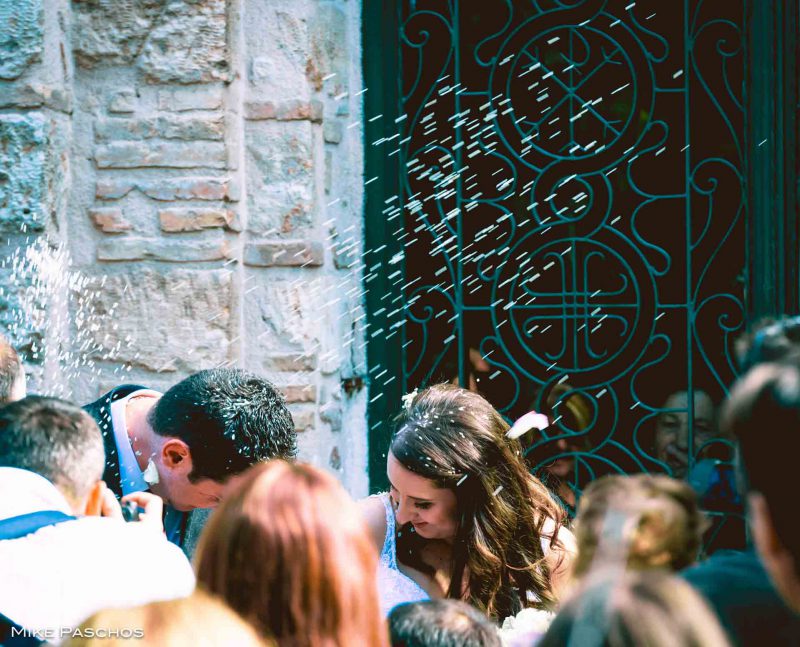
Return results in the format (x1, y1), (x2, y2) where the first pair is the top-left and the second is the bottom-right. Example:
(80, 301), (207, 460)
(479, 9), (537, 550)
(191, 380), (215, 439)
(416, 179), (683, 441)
(392, 384), (568, 618)
(194, 460), (387, 647)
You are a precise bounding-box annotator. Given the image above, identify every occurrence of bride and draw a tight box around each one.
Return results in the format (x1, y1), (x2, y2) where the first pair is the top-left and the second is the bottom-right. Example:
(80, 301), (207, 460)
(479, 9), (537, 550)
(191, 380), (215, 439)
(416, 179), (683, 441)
(360, 383), (576, 620)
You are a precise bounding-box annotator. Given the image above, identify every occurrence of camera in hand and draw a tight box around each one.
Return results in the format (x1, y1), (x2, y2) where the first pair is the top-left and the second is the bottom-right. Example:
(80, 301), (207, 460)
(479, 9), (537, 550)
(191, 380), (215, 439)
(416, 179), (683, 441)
(121, 500), (143, 522)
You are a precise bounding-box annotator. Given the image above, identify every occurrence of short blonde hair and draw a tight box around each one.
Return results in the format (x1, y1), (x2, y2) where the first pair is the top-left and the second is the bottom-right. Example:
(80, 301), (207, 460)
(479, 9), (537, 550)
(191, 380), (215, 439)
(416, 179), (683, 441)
(573, 474), (707, 578)
(65, 591), (268, 647)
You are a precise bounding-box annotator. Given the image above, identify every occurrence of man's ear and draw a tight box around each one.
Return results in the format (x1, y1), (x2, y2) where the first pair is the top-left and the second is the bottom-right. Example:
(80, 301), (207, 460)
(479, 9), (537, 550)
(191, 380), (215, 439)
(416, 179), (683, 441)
(81, 481), (106, 517)
(161, 438), (192, 474)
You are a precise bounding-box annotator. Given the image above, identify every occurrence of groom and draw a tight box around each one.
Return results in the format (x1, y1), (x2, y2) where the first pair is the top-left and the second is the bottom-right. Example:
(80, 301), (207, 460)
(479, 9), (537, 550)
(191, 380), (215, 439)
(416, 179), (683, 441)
(84, 367), (296, 555)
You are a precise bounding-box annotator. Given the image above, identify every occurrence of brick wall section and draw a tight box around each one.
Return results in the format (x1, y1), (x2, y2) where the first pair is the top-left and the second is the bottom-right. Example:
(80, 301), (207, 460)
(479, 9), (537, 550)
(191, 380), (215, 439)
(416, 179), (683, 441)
(1, 0), (368, 494)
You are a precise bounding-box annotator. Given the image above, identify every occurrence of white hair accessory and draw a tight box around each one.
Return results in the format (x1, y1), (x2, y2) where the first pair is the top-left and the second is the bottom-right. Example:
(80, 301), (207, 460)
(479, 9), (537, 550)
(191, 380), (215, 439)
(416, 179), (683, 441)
(401, 388), (418, 411)
(506, 411), (549, 440)
(142, 457), (160, 486)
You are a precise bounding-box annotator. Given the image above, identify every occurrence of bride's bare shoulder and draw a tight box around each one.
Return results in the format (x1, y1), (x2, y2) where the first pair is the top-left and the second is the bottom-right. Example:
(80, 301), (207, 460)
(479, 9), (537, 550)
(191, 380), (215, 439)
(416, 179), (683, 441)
(357, 494), (389, 551)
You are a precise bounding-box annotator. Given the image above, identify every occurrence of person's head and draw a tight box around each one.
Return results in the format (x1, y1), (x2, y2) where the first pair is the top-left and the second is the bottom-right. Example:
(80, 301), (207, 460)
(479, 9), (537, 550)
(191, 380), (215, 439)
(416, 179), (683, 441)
(145, 368), (296, 511)
(0, 335), (25, 403)
(194, 460), (386, 647)
(390, 383), (567, 617)
(65, 591), (269, 647)
(389, 599), (502, 647)
(736, 316), (800, 371)
(653, 389), (716, 477)
(573, 474), (706, 579)
(0, 396), (105, 514)
(720, 360), (800, 611)
(539, 570), (730, 647)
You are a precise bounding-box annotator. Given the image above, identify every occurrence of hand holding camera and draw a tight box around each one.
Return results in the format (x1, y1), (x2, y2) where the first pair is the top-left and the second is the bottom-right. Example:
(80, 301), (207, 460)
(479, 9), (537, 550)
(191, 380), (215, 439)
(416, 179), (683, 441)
(100, 485), (165, 534)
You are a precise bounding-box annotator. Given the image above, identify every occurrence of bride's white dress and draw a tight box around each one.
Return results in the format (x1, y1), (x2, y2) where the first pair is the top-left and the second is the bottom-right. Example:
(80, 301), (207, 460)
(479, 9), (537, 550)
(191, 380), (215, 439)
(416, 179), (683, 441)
(375, 493), (430, 615)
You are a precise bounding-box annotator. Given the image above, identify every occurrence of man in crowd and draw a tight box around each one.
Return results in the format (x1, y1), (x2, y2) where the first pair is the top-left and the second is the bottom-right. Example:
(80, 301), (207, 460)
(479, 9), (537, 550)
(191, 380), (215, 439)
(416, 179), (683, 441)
(720, 359), (800, 613)
(0, 396), (194, 642)
(83, 367), (296, 554)
(0, 334), (25, 404)
(682, 317), (800, 645)
(389, 600), (502, 647)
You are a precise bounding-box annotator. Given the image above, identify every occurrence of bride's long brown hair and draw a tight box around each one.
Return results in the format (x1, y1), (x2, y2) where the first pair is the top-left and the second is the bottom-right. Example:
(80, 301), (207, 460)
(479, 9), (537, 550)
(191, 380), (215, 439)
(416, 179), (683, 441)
(392, 384), (568, 618)
(194, 460), (387, 647)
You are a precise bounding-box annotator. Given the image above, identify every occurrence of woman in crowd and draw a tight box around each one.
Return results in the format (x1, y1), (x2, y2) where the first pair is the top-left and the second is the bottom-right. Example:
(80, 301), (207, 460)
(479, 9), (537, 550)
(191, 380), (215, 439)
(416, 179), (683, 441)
(66, 591), (268, 647)
(195, 460), (388, 647)
(538, 570), (730, 647)
(572, 474), (706, 579)
(361, 383), (576, 622)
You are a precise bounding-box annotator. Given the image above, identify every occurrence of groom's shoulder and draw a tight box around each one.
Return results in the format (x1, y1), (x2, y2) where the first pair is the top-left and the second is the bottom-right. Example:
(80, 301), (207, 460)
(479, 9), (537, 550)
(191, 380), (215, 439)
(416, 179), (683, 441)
(82, 384), (150, 418)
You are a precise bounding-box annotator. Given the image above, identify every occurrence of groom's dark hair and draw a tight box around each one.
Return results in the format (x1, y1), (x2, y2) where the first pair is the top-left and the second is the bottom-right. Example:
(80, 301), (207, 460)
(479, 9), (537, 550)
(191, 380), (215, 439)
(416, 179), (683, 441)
(149, 368), (296, 483)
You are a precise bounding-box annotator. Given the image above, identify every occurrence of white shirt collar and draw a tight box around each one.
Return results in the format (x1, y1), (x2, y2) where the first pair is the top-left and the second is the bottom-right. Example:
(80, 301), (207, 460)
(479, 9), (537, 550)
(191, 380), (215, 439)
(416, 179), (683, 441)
(0, 468), (74, 520)
(109, 389), (162, 495)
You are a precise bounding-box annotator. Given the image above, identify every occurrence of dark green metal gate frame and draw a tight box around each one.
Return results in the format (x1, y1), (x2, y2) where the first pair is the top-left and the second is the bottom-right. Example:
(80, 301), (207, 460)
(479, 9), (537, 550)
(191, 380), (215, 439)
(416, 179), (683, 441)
(363, 0), (800, 491)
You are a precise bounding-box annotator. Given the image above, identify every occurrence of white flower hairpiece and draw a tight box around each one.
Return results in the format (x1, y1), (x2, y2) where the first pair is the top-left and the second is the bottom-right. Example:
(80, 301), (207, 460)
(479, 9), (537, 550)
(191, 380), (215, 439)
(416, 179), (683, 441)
(506, 411), (549, 440)
(401, 388), (418, 411)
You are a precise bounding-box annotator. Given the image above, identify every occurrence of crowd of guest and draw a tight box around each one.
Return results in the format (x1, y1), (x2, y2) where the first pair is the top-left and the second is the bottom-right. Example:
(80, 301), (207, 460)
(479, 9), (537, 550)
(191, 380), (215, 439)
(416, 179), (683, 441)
(1, 317), (800, 646)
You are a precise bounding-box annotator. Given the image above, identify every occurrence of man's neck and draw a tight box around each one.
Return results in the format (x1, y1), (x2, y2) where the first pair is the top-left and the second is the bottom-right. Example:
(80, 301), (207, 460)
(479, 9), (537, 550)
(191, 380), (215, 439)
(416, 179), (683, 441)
(125, 395), (159, 473)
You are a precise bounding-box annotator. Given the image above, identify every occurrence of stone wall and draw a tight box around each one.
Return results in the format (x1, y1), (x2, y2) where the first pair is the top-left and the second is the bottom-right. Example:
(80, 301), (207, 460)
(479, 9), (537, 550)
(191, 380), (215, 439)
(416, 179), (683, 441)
(0, 0), (368, 494)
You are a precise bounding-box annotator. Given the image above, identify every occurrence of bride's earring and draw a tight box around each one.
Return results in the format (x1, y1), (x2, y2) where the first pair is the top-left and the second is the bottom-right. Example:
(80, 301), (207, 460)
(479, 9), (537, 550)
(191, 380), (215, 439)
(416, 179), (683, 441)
(143, 458), (160, 486)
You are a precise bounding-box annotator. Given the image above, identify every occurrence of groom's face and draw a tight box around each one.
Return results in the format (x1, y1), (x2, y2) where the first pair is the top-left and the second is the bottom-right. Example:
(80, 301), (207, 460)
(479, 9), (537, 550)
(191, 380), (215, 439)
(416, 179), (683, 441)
(163, 474), (227, 511)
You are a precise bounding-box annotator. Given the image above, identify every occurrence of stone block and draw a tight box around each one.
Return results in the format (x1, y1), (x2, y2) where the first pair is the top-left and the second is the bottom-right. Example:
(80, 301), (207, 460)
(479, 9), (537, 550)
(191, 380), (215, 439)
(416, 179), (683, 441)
(97, 236), (232, 262)
(159, 207), (239, 232)
(137, 0), (229, 84)
(0, 113), (47, 232)
(96, 177), (230, 201)
(323, 120), (343, 144)
(289, 406), (315, 432)
(244, 100), (323, 123)
(157, 116), (225, 140)
(246, 121), (314, 233)
(245, 278), (324, 355)
(95, 179), (134, 200)
(108, 90), (136, 114)
(95, 118), (157, 141)
(0, 0), (43, 80)
(279, 384), (317, 403)
(248, 10), (311, 98)
(72, 0), (166, 68)
(95, 141), (226, 169)
(244, 241), (323, 267)
(83, 268), (232, 372)
(157, 86), (223, 112)
(320, 403), (342, 432)
(308, 4), (348, 93)
(95, 116), (225, 142)
(263, 353), (317, 372)
(89, 207), (132, 233)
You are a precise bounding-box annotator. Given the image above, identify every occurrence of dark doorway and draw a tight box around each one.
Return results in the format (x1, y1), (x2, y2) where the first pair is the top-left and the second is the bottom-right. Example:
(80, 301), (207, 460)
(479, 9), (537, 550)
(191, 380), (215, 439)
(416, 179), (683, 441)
(363, 0), (798, 549)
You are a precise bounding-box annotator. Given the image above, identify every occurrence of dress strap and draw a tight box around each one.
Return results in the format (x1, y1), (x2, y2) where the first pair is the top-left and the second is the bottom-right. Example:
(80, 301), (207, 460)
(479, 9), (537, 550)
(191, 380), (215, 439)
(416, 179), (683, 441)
(378, 493), (397, 569)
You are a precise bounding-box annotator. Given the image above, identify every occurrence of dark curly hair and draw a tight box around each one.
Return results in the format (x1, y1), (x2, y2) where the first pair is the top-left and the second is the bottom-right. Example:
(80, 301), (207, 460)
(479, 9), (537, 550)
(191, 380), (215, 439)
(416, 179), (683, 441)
(391, 384), (568, 619)
(149, 368), (296, 483)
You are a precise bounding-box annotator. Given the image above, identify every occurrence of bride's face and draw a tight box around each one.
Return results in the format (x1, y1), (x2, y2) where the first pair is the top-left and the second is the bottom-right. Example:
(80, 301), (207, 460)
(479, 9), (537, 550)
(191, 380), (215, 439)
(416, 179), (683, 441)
(387, 452), (458, 542)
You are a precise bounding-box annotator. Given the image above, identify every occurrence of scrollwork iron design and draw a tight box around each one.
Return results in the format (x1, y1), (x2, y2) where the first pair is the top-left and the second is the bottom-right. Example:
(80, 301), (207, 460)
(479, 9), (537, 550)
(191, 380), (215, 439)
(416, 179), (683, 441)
(375, 0), (746, 547)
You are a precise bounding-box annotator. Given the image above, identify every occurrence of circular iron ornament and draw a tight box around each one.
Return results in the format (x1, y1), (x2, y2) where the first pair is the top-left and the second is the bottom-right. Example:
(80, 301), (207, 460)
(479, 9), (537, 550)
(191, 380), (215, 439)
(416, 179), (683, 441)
(492, 225), (658, 385)
(489, 9), (655, 172)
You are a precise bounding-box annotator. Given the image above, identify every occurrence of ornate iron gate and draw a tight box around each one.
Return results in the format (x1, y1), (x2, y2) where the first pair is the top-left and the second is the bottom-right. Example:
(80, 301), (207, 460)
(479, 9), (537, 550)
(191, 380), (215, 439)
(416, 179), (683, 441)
(364, 0), (747, 528)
